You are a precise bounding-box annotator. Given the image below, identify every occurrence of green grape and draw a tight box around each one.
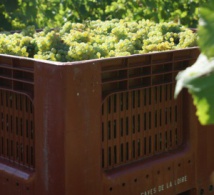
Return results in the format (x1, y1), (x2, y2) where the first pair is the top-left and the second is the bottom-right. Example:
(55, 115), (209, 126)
(55, 53), (62, 60)
(51, 48), (57, 54)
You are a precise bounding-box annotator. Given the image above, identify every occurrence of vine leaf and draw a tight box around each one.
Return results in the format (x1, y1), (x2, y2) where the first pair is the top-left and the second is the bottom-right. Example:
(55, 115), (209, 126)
(175, 54), (214, 125)
(175, 0), (214, 125)
(198, 0), (214, 58)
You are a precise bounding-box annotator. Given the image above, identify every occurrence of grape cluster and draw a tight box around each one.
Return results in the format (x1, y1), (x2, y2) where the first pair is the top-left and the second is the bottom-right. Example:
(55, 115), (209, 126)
(0, 33), (33, 57)
(0, 19), (197, 62)
(34, 30), (69, 61)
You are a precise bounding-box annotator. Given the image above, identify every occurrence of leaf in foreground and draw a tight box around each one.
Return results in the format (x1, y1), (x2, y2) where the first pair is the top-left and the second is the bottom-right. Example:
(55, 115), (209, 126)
(175, 54), (214, 125)
(198, 0), (214, 58)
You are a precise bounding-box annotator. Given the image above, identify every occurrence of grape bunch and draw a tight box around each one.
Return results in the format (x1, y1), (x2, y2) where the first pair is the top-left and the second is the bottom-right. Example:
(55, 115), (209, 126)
(0, 19), (198, 62)
(34, 30), (69, 61)
(0, 33), (33, 57)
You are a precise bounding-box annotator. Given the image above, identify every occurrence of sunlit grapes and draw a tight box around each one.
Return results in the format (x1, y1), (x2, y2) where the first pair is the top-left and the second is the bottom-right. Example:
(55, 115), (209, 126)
(0, 19), (197, 62)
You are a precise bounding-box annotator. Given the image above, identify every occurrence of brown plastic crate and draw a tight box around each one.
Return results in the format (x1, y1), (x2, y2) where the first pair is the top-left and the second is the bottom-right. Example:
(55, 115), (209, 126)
(0, 48), (214, 195)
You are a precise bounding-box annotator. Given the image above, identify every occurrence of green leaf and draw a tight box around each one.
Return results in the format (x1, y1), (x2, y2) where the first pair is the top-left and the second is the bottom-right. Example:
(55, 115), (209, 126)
(191, 76), (214, 125)
(175, 54), (214, 125)
(198, 1), (214, 58)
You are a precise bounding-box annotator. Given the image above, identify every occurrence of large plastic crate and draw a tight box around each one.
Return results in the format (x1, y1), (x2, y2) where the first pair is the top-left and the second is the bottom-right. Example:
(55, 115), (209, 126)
(0, 47), (214, 195)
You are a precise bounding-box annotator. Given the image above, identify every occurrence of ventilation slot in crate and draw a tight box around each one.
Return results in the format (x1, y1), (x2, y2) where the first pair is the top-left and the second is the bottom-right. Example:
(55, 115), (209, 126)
(0, 90), (34, 169)
(101, 83), (183, 170)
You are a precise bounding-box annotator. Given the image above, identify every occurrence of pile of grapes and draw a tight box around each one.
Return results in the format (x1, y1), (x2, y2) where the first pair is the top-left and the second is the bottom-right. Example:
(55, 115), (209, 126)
(0, 19), (197, 62)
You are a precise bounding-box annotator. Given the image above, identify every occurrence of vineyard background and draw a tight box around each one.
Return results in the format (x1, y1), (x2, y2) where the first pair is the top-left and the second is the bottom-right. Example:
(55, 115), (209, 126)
(0, 0), (208, 31)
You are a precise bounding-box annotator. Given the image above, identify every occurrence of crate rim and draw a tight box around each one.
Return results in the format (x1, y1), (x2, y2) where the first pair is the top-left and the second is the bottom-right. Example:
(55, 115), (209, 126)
(0, 46), (199, 66)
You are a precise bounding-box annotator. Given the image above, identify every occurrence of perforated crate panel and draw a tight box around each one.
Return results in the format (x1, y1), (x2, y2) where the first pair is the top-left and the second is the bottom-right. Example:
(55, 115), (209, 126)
(0, 60), (34, 169)
(101, 50), (194, 170)
(0, 90), (34, 169)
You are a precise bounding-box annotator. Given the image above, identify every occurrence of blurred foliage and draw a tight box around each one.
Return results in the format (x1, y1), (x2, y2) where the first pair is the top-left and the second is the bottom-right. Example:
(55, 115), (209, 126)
(175, 0), (214, 125)
(0, 0), (209, 31)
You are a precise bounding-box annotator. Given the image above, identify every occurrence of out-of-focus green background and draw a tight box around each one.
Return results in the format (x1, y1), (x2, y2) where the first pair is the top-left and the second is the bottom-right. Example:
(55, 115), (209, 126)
(0, 0), (208, 31)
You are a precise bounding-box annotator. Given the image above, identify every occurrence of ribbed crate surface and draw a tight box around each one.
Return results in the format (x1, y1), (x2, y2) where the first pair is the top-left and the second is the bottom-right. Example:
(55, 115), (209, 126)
(0, 48), (214, 195)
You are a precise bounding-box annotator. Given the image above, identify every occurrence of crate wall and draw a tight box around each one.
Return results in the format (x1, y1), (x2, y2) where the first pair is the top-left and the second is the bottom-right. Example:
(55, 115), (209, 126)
(0, 48), (214, 195)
